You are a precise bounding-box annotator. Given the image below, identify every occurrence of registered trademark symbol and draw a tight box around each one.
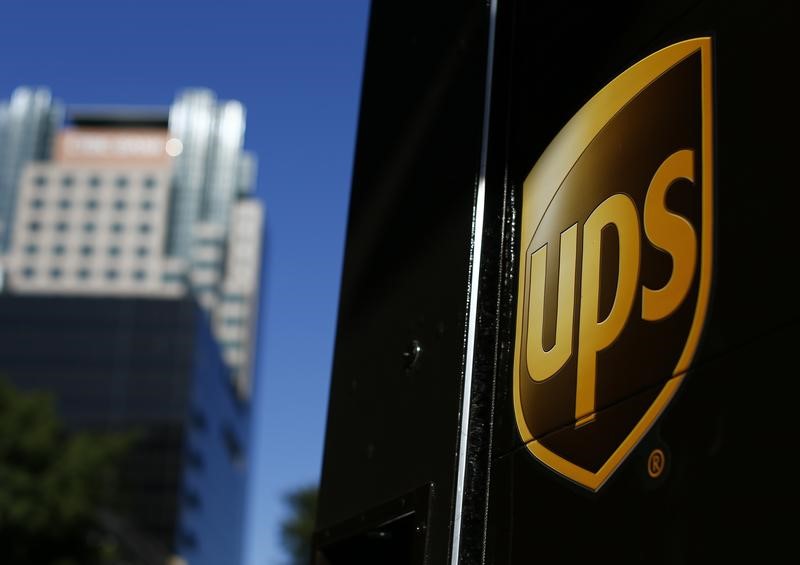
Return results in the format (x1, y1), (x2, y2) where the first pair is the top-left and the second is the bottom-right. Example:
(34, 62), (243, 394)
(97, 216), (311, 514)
(647, 448), (666, 479)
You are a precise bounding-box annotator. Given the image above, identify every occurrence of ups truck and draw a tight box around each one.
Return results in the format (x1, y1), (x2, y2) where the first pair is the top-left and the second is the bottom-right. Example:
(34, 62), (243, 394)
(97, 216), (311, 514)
(312, 1), (799, 563)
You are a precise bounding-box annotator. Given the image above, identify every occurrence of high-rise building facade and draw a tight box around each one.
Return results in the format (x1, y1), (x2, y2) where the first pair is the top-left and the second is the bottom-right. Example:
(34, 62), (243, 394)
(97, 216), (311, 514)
(6, 132), (180, 297)
(0, 295), (249, 565)
(0, 87), (62, 252)
(0, 85), (263, 565)
(0, 87), (263, 397)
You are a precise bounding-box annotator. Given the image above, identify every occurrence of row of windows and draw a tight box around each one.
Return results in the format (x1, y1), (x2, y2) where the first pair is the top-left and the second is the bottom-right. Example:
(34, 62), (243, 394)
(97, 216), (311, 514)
(33, 174), (159, 190)
(20, 266), (152, 282)
(195, 237), (225, 247)
(192, 260), (222, 270)
(27, 221), (154, 234)
(192, 283), (216, 293)
(23, 243), (152, 257)
(29, 198), (156, 212)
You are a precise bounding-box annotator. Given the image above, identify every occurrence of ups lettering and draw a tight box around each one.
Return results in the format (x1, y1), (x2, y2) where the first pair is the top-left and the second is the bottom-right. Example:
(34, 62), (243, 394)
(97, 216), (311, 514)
(526, 149), (697, 422)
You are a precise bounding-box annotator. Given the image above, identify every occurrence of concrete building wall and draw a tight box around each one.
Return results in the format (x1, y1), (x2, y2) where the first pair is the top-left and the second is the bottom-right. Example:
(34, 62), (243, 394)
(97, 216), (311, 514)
(5, 162), (180, 296)
(216, 199), (264, 396)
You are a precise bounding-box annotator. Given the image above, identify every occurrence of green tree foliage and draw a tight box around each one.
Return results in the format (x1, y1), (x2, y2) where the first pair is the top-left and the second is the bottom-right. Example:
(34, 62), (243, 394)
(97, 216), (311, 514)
(280, 484), (318, 565)
(0, 378), (131, 565)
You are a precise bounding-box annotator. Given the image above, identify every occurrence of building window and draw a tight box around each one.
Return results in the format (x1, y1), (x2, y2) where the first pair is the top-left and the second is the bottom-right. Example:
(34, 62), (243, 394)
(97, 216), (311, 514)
(185, 445), (205, 470)
(55, 222), (69, 233)
(162, 272), (183, 283)
(192, 284), (215, 293)
(133, 270), (147, 281)
(192, 260), (219, 270)
(58, 199), (71, 210)
(114, 200), (126, 211)
(191, 409), (207, 431)
(143, 176), (157, 189)
(80, 245), (93, 257)
(140, 200), (154, 211)
(108, 246), (121, 257)
(34, 174), (48, 187)
(61, 175), (75, 188)
(28, 221), (42, 232)
(24, 244), (38, 255)
(105, 269), (119, 280)
(136, 246), (149, 257)
(83, 222), (96, 233)
(52, 244), (66, 256)
(88, 175), (102, 188)
(183, 488), (202, 510)
(77, 268), (91, 280)
(111, 223), (124, 234)
(85, 199), (99, 210)
(179, 530), (199, 550)
(30, 198), (45, 210)
(224, 317), (244, 327)
(222, 425), (245, 468)
(115, 176), (129, 189)
(50, 267), (63, 279)
(138, 223), (151, 234)
(22, 266), (36, 279)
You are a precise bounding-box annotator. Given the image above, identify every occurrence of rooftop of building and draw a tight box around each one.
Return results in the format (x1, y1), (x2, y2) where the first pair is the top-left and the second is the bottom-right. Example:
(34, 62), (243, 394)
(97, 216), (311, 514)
(67, 105), (170, 129)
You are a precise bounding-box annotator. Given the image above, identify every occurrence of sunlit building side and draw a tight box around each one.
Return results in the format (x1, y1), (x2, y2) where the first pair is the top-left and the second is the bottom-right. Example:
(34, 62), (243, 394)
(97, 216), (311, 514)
(6, 132), (182, 297)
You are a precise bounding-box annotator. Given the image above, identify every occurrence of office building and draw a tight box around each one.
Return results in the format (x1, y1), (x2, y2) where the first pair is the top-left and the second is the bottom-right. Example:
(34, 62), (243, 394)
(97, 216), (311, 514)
(0, 87), (263, 397)
(0, 86), (262, 565)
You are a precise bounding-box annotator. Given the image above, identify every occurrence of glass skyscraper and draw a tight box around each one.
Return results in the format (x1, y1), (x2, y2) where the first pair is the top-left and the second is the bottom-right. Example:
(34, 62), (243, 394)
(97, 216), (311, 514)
(0, 295), (249, 565)
(0, 87), (62, 251)
(167, 89), (255, 257)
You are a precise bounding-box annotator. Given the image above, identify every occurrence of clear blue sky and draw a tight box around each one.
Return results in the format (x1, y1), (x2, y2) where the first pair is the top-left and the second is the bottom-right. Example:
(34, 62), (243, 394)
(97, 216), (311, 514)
(0, 1), (370, 564)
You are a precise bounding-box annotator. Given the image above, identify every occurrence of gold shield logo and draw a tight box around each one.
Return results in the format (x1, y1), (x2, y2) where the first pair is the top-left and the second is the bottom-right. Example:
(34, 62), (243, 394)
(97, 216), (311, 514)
(513, 38), (713, 491)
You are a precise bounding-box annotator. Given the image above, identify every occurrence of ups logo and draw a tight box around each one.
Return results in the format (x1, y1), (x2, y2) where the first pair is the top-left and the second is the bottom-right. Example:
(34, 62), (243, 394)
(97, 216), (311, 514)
(513, 39), (713, 491)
